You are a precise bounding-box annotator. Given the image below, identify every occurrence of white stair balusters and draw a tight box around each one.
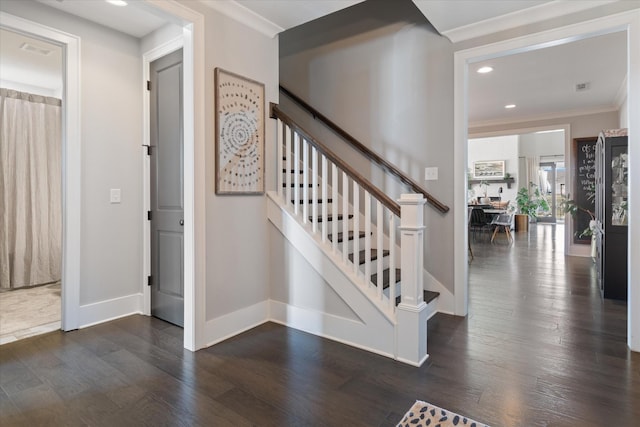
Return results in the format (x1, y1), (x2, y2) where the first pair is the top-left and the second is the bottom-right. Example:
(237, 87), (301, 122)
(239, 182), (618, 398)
(277, 119), (284, 200)
(352, 183), (360, 274)
(302, 138), (309, 224)
(331, 163), (339, 253)
(341, 172), (349, 264)
(364, 191), (372, 289)
(278, 125), (427, 319)
(293, 132), (300, 214)
(321, 155), (328, 243)
(285, 124), (292, 209)
(376, 201), (384, 301)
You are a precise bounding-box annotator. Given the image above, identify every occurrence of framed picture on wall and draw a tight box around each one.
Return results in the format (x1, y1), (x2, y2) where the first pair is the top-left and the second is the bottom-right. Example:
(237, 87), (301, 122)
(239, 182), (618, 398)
(215, 68), (265, 195)
(473, 160), (505, 179)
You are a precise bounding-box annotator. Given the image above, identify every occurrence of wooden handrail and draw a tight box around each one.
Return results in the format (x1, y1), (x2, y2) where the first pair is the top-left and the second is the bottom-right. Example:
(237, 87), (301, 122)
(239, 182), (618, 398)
(279, 85), (450, 214)
(272, 104), (401, 217)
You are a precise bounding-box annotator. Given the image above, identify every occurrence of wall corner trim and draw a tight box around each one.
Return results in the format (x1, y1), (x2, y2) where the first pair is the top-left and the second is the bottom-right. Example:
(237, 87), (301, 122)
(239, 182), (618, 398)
(198, 0), (283, 38)
(442, 0), (619, 43)
(78, 294), (144, 329)
(201, 301), (270, 348)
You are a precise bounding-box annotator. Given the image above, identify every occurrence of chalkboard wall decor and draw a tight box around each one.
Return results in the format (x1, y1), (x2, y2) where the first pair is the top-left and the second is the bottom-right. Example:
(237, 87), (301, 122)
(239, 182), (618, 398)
(572, 137), (597, 244)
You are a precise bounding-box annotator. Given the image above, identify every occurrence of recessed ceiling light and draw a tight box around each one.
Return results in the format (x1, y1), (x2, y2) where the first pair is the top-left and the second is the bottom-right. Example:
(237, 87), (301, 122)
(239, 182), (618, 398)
(106, 0), (128, 6)
(504, 104), (516, 109)
(477, 66), (493, 74)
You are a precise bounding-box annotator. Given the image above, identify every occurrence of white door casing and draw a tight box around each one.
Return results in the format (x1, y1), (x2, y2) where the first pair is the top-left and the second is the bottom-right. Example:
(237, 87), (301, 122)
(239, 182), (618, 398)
(0, 12), (81, 331)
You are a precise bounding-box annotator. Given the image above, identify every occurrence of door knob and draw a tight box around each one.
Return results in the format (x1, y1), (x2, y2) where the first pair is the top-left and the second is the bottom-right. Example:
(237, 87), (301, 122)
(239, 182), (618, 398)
(179, 219), (184, 226)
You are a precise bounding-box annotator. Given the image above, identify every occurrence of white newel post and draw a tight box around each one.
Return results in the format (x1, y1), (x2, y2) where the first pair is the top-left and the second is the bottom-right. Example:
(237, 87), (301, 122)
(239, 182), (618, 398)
(396, 193), (428, 366)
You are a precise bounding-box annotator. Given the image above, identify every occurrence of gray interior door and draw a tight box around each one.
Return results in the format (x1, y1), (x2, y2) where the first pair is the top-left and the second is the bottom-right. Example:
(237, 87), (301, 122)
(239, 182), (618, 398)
(150, 49), (184, 327)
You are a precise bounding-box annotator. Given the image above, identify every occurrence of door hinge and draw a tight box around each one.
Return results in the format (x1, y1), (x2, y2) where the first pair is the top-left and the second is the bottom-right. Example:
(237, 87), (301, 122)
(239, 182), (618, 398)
(147, 275), (153, 286)
(147, 210), (152, 221)
(147, 80), (151, 91)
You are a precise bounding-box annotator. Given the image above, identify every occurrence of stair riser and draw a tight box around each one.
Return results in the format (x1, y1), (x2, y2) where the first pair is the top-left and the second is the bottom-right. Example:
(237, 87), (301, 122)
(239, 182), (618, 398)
(309, 218), (352, 229)
(355, 257), (390, 274)
(340, 236), (374, 253)
(287, 187), (331, 201)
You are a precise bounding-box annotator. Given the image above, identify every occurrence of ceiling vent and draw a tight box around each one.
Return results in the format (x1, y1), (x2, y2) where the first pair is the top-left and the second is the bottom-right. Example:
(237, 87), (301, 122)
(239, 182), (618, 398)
(575, 82), (590, 92)
(20, 42), (53, 56)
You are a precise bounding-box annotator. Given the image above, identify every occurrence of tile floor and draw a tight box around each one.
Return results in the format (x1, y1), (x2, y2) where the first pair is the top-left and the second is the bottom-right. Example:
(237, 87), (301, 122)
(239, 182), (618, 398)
(0, 282), (61, 345)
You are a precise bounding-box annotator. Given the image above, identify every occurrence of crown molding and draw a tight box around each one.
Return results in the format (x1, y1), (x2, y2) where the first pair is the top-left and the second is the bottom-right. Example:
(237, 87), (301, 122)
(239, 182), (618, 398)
(442, 0), (619, 43)
(469, 105), (619, 130)
(199, 0), (284, 38)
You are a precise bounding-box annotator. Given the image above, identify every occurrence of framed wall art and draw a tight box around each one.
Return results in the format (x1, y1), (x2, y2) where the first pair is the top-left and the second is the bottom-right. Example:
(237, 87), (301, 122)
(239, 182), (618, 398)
(215, 68), (265, 194)
(473, 160), (505, 179)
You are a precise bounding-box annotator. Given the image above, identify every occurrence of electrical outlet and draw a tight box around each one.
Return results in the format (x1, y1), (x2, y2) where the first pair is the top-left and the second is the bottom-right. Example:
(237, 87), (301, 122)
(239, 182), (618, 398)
(424, 167), (438, 181)
(110, 189), (121, 204)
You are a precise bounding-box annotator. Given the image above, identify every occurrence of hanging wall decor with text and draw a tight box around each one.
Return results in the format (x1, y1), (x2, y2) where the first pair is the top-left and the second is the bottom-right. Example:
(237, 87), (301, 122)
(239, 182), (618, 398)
(215, 68), (265, 194)
(572, 137), (597, 244)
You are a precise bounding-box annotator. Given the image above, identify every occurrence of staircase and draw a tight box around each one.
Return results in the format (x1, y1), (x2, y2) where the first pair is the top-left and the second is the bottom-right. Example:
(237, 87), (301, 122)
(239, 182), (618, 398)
(267, 101), (446, 366)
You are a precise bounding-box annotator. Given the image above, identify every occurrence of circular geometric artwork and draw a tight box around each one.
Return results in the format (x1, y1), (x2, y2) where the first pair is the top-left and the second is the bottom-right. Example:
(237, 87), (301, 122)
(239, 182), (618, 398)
(215, 68), (264, 194)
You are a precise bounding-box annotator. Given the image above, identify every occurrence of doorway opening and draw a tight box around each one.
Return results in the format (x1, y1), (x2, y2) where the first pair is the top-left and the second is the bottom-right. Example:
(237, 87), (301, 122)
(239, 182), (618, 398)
(538, 160), (566, 224)
(0, 11), (81, 337)
(0, 30), (63, 344)
(454, 11), (638, 350)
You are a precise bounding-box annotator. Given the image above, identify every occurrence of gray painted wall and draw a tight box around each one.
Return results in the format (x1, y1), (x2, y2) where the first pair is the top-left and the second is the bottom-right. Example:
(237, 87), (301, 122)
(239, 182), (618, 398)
(279, 0), (456, 293)
(1, 0), (280, 324)
(181, 2), (279, 321)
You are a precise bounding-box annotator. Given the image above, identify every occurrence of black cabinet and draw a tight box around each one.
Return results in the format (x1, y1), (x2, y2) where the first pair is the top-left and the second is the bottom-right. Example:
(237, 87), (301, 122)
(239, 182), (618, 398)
(594, 129), (628, 300)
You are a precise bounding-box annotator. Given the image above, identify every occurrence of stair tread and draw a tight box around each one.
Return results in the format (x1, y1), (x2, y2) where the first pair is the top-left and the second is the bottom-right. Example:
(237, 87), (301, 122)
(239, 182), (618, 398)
(371, 268), (401, 289)
(395, 290), (440, 306)
(292, 199), (333, 204)
(328, 230), (366, 243)
(348, 249), (390, 264)
(284, 183), (314, 188)
(310, 214), (354, 223)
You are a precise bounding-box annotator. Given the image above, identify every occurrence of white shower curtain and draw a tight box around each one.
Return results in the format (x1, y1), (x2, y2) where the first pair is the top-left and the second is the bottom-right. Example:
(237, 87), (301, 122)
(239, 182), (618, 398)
(0, 88), (62, 289)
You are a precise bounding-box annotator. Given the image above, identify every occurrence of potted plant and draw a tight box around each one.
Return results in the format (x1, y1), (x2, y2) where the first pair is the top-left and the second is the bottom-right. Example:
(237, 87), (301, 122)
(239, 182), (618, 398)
(561, 194), (597, 258)
(478, 180), (490, 203)
(515, 182), (550, 231)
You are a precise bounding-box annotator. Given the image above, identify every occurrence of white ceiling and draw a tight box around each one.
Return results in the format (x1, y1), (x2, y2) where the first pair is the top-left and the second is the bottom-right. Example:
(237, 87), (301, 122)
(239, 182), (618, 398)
(468, 30), (627, 126)
(413, 0), (552, 35)
(36, 0), (168, 39)
(233, 0), (366, 31)
(0, 29), (62, 96)
(3, 0), (632, 126)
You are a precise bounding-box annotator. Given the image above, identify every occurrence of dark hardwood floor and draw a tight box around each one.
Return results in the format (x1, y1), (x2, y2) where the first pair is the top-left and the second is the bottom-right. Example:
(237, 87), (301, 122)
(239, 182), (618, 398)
(1, 224), (638, 426)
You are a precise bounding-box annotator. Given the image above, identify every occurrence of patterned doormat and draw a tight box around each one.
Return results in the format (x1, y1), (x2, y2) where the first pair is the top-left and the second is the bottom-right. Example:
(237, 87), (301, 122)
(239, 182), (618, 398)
(397, 401), (490, 427)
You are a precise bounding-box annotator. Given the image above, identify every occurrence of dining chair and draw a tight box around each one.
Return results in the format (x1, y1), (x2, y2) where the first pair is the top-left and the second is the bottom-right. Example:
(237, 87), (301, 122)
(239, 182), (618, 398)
(469, 207), (491, 241)
(490, 213), (514, 243)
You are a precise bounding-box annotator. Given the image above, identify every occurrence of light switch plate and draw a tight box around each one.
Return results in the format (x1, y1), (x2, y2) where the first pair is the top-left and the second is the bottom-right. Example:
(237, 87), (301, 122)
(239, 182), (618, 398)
(110, 188), (121, 204)
(424, 167), (438, 181)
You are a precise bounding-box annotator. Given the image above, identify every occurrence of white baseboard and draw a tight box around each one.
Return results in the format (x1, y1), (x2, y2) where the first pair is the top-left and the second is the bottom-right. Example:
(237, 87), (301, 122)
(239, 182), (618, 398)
(269, 300), (395, 360)
(78, 293), (144, 329)
(202, 301), (269, 347)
